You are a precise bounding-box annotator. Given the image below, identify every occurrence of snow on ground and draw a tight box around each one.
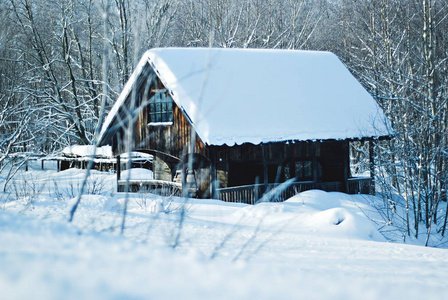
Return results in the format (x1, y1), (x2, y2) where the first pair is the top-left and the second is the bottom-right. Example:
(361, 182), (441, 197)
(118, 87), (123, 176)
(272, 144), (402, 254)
(1, 162), (448, 299)
(121, 168), (154, 180)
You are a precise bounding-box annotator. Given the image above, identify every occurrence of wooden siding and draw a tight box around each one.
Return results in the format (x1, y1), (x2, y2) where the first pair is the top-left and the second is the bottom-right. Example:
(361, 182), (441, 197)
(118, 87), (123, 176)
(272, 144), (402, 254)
(112, 72), (205, 161)
(211, 140), (350, 188)
(135, 103), (205, 159)
(136, 77), (205, 159)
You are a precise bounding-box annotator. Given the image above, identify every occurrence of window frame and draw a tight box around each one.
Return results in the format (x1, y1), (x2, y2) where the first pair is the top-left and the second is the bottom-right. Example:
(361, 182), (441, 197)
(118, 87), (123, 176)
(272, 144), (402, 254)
(148, 90), (173, 126)
(283, 159), (321, 182)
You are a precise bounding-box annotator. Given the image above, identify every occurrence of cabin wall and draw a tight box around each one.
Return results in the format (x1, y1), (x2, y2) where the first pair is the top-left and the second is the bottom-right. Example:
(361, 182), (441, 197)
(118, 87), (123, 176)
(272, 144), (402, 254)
(211, 140), (350, 188)
(135, 103), (205, 159)
(109, 72), (207, 188)
(134, 77), (205, 159)
(111, 76), (205, 159)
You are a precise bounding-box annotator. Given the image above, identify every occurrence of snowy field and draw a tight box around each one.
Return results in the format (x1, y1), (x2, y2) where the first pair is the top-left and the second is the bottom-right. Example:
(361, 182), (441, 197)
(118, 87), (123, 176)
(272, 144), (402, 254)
(1, 162), (448, 299)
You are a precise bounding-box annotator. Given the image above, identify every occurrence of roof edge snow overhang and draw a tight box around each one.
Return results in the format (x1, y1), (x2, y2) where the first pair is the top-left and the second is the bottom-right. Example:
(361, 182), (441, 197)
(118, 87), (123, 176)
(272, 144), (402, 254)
(98, 52), (154, 145)
(206, 134), (393, 148)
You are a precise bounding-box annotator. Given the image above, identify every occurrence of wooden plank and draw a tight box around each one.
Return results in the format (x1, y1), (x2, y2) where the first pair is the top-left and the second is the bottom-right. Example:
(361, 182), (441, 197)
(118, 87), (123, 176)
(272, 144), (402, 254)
(342, 140), (349, 193)
(117, 155), (121, 181)
(217, 180), (374, 204)
(369, 140), (375, 194)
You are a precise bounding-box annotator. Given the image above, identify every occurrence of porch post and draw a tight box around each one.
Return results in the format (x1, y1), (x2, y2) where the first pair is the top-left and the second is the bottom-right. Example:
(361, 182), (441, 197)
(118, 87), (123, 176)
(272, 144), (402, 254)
(262, 144), (268, 193)
(312, 143), (318, 182)
(369, 139), (376, 194)
(181, 162), (188, 197)
(117, 155), (121, 181)
(343, 140), (350, 193)
(210, 147), (218, 199)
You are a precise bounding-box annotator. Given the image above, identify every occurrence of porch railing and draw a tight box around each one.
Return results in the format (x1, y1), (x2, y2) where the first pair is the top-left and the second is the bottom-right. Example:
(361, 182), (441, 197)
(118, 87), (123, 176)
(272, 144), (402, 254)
(116, 177), (373, 203)
(347, 177), (374, 195)
(117, 179), (182, 196)
(217, 177), (373, 204)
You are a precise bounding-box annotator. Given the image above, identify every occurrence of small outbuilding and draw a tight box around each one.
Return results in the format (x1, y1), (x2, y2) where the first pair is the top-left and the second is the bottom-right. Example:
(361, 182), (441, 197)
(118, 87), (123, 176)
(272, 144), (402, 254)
(99, 47), (391, 202)
(57, 145), (115, 171)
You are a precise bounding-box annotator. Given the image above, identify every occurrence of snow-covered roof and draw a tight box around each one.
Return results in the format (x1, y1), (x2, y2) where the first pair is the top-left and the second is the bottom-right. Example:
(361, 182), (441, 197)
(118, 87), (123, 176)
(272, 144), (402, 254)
(100, 47), (391, 146)
(119, 151), (154, 162)
(62, 145), (113, 158)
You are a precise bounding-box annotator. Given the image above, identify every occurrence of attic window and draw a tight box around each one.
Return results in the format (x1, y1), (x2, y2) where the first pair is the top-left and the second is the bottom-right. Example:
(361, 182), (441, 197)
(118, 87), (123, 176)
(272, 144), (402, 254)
(148, 91), (173, 125)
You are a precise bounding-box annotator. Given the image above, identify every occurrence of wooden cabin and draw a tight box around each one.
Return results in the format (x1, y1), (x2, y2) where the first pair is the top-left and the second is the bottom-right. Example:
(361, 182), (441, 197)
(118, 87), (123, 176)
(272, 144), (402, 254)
(99, 48), (391, 203)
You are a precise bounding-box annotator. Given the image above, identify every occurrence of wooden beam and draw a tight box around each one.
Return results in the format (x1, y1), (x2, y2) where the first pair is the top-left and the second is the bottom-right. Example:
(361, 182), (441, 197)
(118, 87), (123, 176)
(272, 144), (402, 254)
(262, 144), (268, 191)
(210, 147), (218, 199)
(312, 142), (318, 182)
(369, 140), (375, 194)
(181, 163), (187, 197)
(117, 155), (121, 181)
(343, 140), (349, 193)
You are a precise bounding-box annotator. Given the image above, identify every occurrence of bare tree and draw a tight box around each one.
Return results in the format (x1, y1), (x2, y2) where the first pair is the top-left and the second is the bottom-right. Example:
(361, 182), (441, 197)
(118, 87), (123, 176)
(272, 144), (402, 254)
(332, 0), (448, 244)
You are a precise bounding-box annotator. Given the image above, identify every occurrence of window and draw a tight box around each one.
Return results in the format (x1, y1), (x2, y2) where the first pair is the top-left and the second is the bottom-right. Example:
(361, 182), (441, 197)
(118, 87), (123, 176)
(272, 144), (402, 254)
(148, 91), (173, 124)
(295, 161), (312, 179)
(284, 160), (320, 181)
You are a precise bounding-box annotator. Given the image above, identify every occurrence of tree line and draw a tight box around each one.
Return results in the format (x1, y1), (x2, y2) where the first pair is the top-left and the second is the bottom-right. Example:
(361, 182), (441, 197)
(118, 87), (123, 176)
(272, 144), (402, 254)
(1, 0), (448, 244)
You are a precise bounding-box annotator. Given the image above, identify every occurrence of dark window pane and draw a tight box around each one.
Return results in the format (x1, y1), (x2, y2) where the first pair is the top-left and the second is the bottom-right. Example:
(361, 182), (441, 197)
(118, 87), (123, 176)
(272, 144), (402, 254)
(295, 161), (303, 178)
(284, 165), (290, 180)
(148, 94), (173, 124)
(304, 161), (312, 178)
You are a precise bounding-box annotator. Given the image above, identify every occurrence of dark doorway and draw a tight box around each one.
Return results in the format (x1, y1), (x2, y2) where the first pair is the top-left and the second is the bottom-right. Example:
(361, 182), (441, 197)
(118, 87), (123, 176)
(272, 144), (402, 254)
(228, 162), (263, 186)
